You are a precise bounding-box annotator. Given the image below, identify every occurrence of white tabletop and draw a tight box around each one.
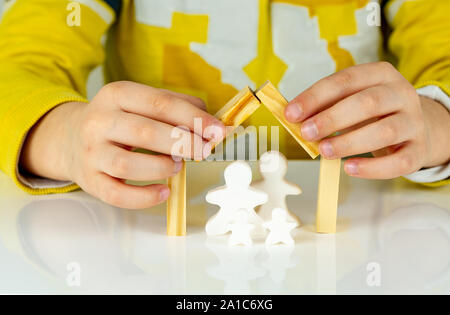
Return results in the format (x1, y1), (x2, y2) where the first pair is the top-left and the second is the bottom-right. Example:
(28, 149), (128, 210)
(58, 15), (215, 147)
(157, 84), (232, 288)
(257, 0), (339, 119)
(0, 160), (448, 295)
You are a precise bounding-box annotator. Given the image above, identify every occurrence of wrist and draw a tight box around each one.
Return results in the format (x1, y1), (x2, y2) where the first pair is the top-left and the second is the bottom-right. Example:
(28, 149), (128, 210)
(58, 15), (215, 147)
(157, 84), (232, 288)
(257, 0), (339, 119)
(20, 101), (87, 181)
(59, 101), (87, 181)
(420, 96), (450, 168)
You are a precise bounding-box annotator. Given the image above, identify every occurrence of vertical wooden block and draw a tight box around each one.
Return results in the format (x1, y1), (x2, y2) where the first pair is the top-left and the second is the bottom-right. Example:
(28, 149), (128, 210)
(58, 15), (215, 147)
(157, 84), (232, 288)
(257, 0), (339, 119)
(316, 158), (341, 234)
(255, 81), (320, 159)
(167, 161), (186, 236)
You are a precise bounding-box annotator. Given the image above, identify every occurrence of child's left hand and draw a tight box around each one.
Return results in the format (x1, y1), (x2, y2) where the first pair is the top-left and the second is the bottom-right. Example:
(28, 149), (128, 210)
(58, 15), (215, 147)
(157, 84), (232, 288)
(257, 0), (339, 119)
(284, 62), (450, 179)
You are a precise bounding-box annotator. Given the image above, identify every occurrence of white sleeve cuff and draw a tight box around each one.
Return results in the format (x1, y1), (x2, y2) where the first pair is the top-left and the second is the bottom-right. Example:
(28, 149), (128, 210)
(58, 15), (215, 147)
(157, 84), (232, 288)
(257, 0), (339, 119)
(403, 163), (450, 184)
(17, 171), (74, 189)
(403, 85), (450, 184)
(417, 85), (450, 110)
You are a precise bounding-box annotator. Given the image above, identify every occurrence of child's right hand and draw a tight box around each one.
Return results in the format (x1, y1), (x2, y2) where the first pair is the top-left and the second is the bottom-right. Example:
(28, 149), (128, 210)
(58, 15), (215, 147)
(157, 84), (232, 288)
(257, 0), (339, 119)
(20, 81), (225, 209)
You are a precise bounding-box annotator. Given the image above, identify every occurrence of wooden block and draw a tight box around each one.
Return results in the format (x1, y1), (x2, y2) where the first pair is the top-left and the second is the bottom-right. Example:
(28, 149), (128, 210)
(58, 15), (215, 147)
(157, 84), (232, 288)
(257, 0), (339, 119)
(255, 81), (320, 159)
(214, 86), (261, 130)
(316, 158), (341, 234)
(167, 161), (186, 236)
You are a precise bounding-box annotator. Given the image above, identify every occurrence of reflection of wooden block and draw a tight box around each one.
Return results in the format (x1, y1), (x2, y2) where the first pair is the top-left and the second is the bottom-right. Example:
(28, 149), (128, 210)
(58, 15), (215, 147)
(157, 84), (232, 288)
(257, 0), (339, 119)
(316, 158), (341, 234)
(167, 161), (186, 236)
(256, 81), (320, 159)
(215, 86), (261, 130)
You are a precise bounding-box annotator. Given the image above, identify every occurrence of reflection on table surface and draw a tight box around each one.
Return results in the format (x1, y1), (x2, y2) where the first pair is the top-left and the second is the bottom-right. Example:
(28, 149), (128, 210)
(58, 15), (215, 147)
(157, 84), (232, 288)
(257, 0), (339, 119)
(0, 161), (448, 294)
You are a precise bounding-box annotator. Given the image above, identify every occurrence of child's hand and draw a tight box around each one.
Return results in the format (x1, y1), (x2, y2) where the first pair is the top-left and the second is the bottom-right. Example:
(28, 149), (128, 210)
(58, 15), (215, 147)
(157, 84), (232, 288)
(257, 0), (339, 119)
(21, 81), (225, 209)
(284, 62), (450, 179)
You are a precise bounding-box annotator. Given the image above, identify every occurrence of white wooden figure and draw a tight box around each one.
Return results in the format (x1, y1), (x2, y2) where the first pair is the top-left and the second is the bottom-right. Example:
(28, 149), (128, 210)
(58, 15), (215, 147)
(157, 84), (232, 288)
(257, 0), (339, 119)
(263, 208), (299, 246)
(253, 151), (302, 224)
(228, 210), (255, 246)
(205, 161), (268, 236)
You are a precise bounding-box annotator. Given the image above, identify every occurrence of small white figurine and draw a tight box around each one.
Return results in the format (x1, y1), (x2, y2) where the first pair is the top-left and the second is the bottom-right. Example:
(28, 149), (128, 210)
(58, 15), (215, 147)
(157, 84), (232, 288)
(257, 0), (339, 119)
(228, 210), (255, 246)
(253, 151), (302, 225)
(263, 208), (299, 246)
(206, 161), (268, 236)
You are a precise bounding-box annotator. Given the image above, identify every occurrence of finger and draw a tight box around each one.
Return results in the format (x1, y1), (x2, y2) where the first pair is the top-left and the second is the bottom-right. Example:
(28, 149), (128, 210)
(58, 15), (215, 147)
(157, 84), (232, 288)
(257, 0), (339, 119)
(107, 112), (211, 160)
(319, 113), (412, 159)
(163, 89), (207, 110)
(98, 145), (182, 181)
(285, 62), (398, 122)
(107, 81), (225, 142)
(92, 172), (170, 209)
(300, 85), (401, 141)
(343, 145), (420, 179)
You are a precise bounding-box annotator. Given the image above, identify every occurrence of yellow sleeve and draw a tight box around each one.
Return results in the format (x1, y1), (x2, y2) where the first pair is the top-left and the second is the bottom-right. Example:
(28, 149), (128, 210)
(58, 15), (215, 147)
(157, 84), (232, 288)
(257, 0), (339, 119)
(386, 0), (450, 187)
(418, 179), (450, 188)
(0, 0), (116, 194)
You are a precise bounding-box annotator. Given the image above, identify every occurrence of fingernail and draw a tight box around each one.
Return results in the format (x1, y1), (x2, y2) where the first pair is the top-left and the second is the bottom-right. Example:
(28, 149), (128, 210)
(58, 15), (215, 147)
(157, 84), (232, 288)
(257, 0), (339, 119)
(285, 103), (304, 122)
(320, 141), (334, 158)
(160, 187), (170, 202)
(345, 161), (359, 176)
(207, 121), (225, 142)
(173, 161), (182, 174)
(301, 121), (318, 140)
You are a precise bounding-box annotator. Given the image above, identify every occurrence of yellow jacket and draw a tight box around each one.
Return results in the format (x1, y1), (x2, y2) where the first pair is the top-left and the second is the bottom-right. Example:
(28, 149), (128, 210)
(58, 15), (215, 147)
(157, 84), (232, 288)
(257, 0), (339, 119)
(0, 0), (449, 195)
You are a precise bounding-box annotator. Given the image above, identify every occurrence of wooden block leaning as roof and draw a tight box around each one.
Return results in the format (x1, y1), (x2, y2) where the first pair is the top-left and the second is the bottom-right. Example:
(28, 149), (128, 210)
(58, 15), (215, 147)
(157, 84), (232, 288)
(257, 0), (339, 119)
(255, 81), (320, 159)
(167, 160), (186, 236)
(214, 86), (261, 131)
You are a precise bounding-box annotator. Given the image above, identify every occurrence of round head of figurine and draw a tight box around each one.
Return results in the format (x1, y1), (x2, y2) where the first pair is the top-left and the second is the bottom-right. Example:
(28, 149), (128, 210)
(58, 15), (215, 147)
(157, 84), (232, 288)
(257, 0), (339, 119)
(272, 208), (288, 221)
(259, 151), (287, 178)
(224, 161), (252, 188)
